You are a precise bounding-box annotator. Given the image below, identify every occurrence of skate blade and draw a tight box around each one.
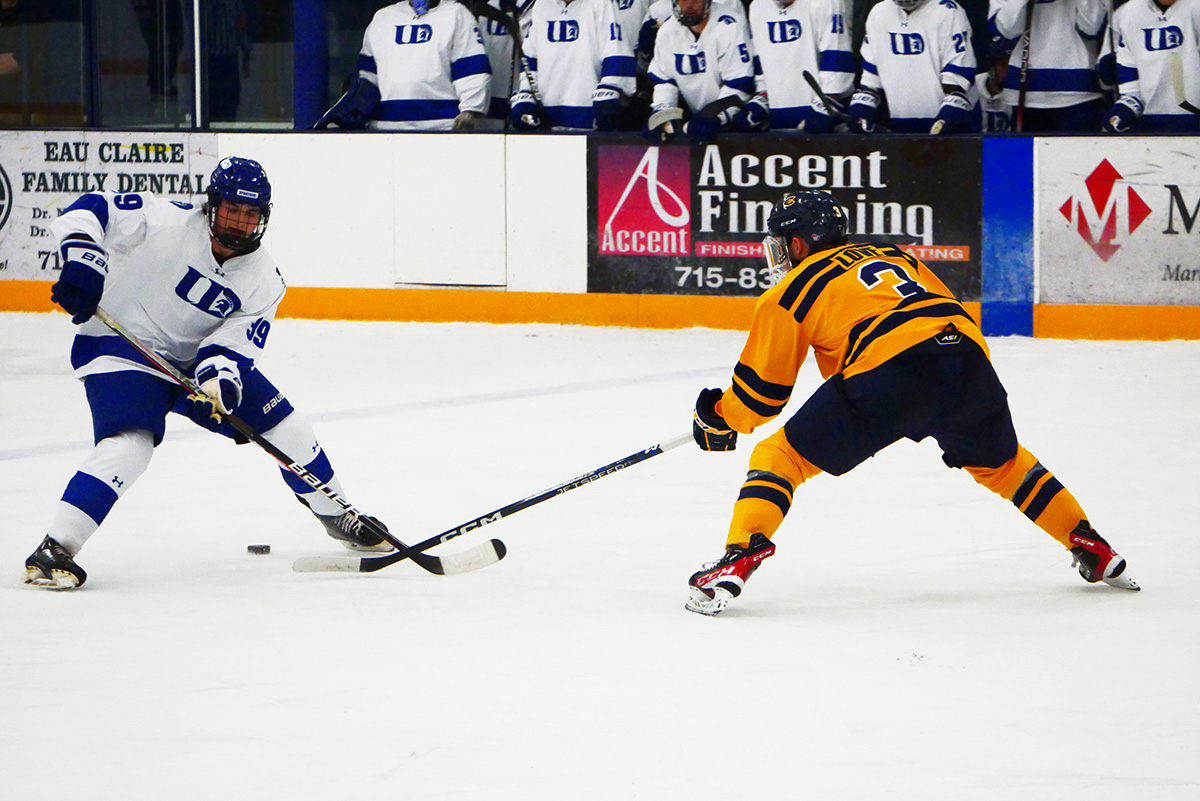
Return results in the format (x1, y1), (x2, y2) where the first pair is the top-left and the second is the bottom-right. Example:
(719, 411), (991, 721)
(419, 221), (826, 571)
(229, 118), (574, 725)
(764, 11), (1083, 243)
(340, 540), (395, 553)
(1102, 559), (1140, 591)
(24, 568), (81, 590)
(685, 587), (733, 616)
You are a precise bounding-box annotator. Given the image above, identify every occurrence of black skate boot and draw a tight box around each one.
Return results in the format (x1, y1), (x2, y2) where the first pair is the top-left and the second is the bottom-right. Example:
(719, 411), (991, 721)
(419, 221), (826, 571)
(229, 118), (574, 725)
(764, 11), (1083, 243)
(1069, 522), (1139, 591)
(24, 535), (87, 590)
(317, 511), (394, 552)
(685, 533), (776, 615)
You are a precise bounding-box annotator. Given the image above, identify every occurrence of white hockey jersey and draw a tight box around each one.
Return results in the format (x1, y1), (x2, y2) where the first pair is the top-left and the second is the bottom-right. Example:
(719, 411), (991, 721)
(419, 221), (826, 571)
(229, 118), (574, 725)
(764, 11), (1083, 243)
(988, 0), (1107, 109)
(649, 6), (757, 113)
(859, 0), (977, 131)
(49, 192), (284, 382)
(1104, 0), (1200, 129)
(359, 0), (492, 131)
(975, 69), (1013, 129)
(478, 0), (535, 127)
(748, 0), (855, 129)
(518, 0), (637, 129)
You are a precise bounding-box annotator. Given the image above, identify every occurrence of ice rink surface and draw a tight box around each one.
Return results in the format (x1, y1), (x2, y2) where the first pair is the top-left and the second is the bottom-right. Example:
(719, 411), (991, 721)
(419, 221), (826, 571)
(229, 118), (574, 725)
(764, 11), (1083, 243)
(2, 311), (1198, 800)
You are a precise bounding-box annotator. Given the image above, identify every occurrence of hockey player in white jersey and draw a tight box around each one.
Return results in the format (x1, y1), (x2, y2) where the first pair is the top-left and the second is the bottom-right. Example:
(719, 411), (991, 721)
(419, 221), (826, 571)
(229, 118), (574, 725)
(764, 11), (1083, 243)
(747, 0), (855, 132)
(24, 158), (391, 590)
(1099, 0), (1200, 133)
(510, 0), (637, 130)
(475, 0), (536, 129)
(976, 57), (1014, 130)
(851, 0), (978, 134)
(645, 0), (757, 142)
(320, 0), (492, 131)
(988, 0), (1108, 131)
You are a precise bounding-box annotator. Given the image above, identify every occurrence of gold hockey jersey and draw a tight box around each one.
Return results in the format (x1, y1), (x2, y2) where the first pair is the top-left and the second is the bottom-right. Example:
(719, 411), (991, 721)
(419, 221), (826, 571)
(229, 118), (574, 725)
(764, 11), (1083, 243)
(718, 243), (988, 435)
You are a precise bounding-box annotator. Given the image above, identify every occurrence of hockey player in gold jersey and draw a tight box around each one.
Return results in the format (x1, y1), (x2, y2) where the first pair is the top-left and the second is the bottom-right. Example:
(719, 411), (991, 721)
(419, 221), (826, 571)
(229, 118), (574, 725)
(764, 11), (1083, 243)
(685, 190), (1138, 615)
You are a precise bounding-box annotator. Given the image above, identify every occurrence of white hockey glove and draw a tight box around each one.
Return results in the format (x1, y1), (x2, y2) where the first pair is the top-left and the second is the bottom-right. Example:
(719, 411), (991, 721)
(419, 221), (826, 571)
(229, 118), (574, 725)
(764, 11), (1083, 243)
(195, 354), (243, 416)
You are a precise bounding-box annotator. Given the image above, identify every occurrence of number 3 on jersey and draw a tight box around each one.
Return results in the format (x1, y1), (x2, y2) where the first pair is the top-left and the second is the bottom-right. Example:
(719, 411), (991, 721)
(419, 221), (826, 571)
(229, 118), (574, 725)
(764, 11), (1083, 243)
(857, 260), (924, 298)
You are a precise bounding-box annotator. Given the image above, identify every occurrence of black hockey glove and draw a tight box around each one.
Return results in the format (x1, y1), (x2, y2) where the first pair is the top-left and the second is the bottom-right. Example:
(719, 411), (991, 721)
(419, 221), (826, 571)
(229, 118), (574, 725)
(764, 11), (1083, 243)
(693, 388), (737, 451)
(314, 76), (380, 130)
(51, 235), (107, 324)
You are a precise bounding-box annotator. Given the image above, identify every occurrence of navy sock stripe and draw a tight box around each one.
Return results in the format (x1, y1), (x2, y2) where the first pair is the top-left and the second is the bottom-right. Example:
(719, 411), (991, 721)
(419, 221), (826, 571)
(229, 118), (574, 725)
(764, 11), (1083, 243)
(281, 449), (334, 496)
(737, 484), (792, 516)
(1012, 462), (1048, 508)
(61, 471), (120, 525)
(1022, 476), (1064, 522)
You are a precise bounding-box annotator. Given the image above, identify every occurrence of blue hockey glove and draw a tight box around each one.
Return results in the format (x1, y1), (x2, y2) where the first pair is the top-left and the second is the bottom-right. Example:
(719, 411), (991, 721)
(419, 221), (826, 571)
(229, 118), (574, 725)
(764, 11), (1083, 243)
(848, 88), (881, 133)
(592, 86), (622, 131)
(742, 93), (770, 131)
(1102, 96), (1143, 133)
(693, 388), (737, 451)
(51, 236), (107, 324)
(510, 90), (542, 131)
(930, 91), (973, 134)
(1097, 52), (1118, 90)
(804, 95), (839, 133)
(313, 76), (380, 130)
(644, 106), (683, 143)
(195, 353), (244, 416)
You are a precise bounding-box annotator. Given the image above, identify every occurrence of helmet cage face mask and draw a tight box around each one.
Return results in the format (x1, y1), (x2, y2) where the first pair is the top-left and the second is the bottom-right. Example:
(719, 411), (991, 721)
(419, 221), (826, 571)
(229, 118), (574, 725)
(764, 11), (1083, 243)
(762, 191), (848, 279)
(893, 0), (927, 10)
(205, 156), (272, 253)
(672, 0), (711, 27)
(763, 235), (792, 283)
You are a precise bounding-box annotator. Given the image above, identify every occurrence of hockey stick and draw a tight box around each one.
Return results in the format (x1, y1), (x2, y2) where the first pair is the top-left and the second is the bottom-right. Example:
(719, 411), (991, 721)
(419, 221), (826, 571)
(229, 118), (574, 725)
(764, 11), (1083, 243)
(477, 0), (552, 131)
(801, 70), (852, 123)
(1015, 0), (1035, 132)
(293, 432), (695, 573)
(92, 307), (505, 576)
(1170, 53), (1200, 115)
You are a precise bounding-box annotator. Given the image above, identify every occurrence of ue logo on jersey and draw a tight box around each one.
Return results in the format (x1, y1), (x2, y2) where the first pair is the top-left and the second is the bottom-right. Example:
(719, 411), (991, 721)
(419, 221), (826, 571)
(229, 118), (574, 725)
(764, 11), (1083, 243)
(889, 32), (925, 55)
(675, 52), (707, 74)
(596, 145), (691, 256)
(1144, 26), (1184, 51)
(175, 267), (243, 318)
(395, 24), (433, 44)
(547, 20), (579, 41)
(1059, 159), (1151, 262)
(767, 20), (802, 43)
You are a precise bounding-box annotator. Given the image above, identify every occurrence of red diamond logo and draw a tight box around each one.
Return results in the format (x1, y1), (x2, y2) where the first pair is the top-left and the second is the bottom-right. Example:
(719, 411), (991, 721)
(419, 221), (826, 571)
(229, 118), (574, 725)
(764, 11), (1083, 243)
(1059, 159), (1151, 262)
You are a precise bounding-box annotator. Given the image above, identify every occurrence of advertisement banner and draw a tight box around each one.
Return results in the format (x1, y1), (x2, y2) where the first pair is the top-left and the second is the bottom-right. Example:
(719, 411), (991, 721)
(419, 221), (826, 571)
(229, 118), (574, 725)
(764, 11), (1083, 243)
(1038, 138), (1200, 305)
(0, 131), (218, 281)
(588, 135), (982, 300)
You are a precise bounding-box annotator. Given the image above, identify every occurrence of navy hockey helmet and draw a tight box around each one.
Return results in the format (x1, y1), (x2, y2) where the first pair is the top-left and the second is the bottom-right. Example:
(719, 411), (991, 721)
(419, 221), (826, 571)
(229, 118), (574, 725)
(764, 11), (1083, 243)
(763, 191), (848, 278)
(672, 0), (711, 27)
(205, 156), (272, 252)
(892, 0), (928, 10)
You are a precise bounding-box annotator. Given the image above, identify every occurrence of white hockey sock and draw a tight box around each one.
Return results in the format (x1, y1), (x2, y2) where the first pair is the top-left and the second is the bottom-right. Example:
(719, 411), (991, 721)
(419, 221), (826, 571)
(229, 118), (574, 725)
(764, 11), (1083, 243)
(50, 430), (155, 555)
(262, 412), (348, 516)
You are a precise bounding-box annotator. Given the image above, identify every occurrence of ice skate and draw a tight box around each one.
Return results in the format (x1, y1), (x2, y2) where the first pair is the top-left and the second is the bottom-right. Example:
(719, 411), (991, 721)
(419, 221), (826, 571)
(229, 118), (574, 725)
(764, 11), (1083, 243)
(24, 535), (87, 590)
(685, 533), (776, 615)
(1069, 522), (1139, 591)
(317, 510), (394, 552)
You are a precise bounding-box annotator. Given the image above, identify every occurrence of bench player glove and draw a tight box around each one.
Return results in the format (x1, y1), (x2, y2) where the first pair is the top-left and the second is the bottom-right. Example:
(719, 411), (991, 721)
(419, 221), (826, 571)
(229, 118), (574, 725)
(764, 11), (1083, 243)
(195, 353), (243, 416)
(742, 93), (770, 131)
(510, 91), (542, 131)
(1102, 96), (1143, 133)
(313, 76), (380, 130)
(452, 110), (483, 130)
(51, 235), (108, 324)
(805, 95), (839, 133)
(693, 388), (737, 451)
(592, 86), (622, 131)
(930, 91), (973, 134)
(644, 106), (683, 142)
(848, 88), (881, 133)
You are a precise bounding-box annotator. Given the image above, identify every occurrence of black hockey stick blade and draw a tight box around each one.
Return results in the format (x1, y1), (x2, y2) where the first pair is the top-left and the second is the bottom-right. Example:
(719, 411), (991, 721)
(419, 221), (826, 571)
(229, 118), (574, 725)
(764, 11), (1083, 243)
(299, 432), (694, 574)
(292, 538), (506, 575)
(801, 70), (851, 122)
(93, 307), (476, 577)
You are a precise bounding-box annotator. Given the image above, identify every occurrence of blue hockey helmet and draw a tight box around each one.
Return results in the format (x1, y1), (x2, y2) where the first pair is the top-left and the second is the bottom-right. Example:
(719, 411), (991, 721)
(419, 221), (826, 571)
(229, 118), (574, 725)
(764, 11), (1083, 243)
(763, 191), (848, 278)
(205, 156), (272, 252)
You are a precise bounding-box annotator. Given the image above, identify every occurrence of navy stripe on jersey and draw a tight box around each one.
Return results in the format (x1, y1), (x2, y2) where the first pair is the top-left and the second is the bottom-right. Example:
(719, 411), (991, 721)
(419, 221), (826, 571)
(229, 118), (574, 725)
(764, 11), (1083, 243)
(451, 53), (492, 80)
(734, 362), (792, 403)
(602, 55), (638, 78)
(843, 301), (971, 369)
(376, 98), (461, 121)
(791, 266), (847, 324)
(731, 380), (782, 417)
(727, 75), (756, 95)
(1012, 461), (1049, 508)
(526, 56), (538, 71)
(770, 106), (805, 128)
(546, 105), (594, 128)
(844, 290), (950, 362)
(737, 483), (792, 516)
(861, 58), (878, 76)
(1117, 64), (1137, 83)
(62, 471), (119, 525)
(71, 334), (180, 374)
(819, 50), (855, 73)
(777, 251), (841, 310)
(357, 54), (377, 74)
(943, 63), (975, 82)
(648, 71), (678, 86)
(1005, 68), (1101, 93)
(1022, 476), (1064, 522)
(64, 194), (110, 231)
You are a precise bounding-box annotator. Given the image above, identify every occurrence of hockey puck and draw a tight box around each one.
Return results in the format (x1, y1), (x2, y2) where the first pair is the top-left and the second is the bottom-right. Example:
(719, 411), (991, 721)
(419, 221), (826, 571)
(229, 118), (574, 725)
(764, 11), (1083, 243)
(247, 544), (271, 555)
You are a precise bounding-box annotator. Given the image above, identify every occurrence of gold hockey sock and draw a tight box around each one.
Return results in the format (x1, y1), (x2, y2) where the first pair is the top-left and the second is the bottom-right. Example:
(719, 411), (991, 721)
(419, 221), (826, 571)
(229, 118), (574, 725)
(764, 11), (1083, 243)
(964, 445), (1087, 548)
(726, 429), (824, 548)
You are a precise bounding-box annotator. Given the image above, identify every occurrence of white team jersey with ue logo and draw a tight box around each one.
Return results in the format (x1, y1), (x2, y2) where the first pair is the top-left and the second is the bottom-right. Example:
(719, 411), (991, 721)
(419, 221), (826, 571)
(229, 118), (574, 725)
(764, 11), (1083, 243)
(649, 7), (757, 113)
(1106, 0), (1200, 122)
(859, 0), (976, 125)
(49, 192), (285, 380)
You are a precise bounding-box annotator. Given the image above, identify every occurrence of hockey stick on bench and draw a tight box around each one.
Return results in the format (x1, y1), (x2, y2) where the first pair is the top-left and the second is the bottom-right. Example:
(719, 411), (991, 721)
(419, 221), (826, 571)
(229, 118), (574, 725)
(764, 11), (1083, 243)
(293, 432), (695, 573)
(94, 307), (505, 576)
